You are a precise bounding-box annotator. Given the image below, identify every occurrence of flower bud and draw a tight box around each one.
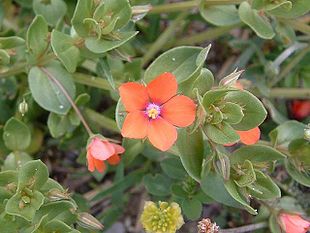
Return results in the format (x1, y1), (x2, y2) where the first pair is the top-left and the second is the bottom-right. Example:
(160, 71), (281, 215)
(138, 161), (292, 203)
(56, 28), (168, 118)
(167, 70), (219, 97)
(47, 188), (71, 201)
(77, 212), (104, 230)
(18, 99), (28, 116)
(140, 201), (184, 233)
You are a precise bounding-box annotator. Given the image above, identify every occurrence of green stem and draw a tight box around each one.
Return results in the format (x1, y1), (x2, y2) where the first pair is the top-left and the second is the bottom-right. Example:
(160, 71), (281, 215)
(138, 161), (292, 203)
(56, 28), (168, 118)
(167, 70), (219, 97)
(40, 67), (94, 136)
(149, 0), (243, 14)
(85, 108), (120, 133)
(270, 45), (310, 87)
(73, 73), (118, 91)
(267, 88), (310, 99)
(142, 12), (187, 66)
(0, 62), (27, 78)
(175, 23), (241, 46)
(220, 221), (268, 233)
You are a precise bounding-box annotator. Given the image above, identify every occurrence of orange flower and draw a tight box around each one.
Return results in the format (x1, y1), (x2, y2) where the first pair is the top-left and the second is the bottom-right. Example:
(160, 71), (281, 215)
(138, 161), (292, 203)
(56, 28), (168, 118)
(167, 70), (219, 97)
(279, 213), (310, 233)
(119, 72), (196, 151)
(291, 100), (310, 120)
(87, 137), (125, 173)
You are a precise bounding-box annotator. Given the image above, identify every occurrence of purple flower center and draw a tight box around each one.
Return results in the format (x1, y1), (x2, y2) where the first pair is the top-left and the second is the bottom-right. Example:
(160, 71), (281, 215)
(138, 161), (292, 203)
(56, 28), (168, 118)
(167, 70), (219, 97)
(145, 103), (161, 119)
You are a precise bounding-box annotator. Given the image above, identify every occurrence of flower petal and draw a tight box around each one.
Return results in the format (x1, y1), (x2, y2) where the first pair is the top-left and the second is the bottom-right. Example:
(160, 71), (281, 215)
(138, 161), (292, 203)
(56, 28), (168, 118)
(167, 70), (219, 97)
(112, 143), (125, 154)
(161, 95), (196, 127)
(121, 111), (148, 139)
(147, 72), (177, 104)
(87, 152), (95, 172)
(89, 138), (115, 160)
(280, 214), (310, 233)
(107, 154), (121, 165)
(94, 159), (106, 173)
(237, 127), (260, 145)
(119, 82), (149, 111)
(148, 117), (177, 151)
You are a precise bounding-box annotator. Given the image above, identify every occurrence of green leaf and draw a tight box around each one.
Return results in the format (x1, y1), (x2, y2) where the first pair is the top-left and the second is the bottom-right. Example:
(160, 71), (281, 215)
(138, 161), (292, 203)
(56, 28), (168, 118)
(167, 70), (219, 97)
(221, 102), (244, 124)
(269, 120), (305, 147)
(85, 31), (138, 54)
(97, 58), (115, 89)
(33, 0), (67, 26)
(0, 49), (10, 65)
(177, 129), (204, 182)
(253, 0), (292, 11)
(71, 0), (95, 37)
(201, 172), (243, 208)
(160, 157), (187, 180)
(143, 174), (171, 196)
(200, 5), (240, 26)
(28, 62), (76, 115)
(93, 0), (132, 30)
(234, 160), (256, 188)
(43, 220), (72, 233)
(285, 159), (310, 187)
(26, 15), (49, 57)
(122, 139), (144, 165)
(0, 170), (17, 200)
(203, 122), (240, 145)
(3, 152), (32, 171)
(238, 1), (275, 39)
(181, 198), (202, 220)
(6, 190), (44, 221)
(224, 180), (257, 215)
(288, 139), (310, 167)
(248, 170), (281, 200)
(191, 68), (214, 96)
(18, 160), (49, 190)
(47, 113), (71, 138)
(202, 88), (236, 109)
(144, 46), (210, 84)
(51, 30), (80, 73)
(3, 117), (31, 151)
(269, 0), (310, 18)
(231, 145), (286, 165)
(171, 184), (188, 198)
(0, 36), (25, 49)
(225, 90), (267, 130)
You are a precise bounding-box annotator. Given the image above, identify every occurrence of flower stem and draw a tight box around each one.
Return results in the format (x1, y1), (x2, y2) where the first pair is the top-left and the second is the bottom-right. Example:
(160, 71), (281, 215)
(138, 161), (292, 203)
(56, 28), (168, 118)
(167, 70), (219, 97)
(267, 88), (310, 99)
(149, 0), (244, 14)
(219, 221), (268, 233)
(174, 23), (241, 46)
(39, 67), (94, 136)
(142, 12), (188, 66)
(270, 45), (310, 87)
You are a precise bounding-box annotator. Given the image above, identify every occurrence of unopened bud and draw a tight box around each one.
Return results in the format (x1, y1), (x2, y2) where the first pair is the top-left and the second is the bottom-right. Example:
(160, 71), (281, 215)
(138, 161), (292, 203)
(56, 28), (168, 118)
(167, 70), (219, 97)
(47, 188), (71, 201)
(77, 212), (104, 230)
(18, 99), (28, 116)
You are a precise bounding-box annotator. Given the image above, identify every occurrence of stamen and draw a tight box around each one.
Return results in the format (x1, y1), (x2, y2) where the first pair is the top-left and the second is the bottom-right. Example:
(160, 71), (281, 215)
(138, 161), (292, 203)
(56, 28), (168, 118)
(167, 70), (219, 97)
(145, 103), (161, 119)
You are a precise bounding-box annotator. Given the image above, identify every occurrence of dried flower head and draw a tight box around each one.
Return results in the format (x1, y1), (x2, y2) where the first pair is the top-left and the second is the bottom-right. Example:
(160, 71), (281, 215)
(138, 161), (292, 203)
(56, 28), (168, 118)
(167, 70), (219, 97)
(197, 218), (219, 233)
(140, 201), (184, 233)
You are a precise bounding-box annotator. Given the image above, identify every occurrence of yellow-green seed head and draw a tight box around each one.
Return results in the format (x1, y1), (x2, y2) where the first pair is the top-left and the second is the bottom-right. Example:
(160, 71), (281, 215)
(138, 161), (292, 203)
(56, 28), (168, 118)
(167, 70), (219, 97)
(140, 201), (184, 233)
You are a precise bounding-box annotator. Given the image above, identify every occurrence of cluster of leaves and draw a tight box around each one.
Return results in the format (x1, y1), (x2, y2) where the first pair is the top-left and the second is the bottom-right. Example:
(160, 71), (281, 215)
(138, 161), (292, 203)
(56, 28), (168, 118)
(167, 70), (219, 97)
(0, 0), (309, 232)
(0, 156), (102, 233)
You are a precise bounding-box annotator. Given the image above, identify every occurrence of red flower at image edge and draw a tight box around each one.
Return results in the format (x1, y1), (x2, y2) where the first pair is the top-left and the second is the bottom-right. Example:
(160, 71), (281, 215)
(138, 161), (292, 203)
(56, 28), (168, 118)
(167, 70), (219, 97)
(119, 72), (196, 151)
(87, 137), (125, 173)
(291, 100), (310, 120)
(280, 213), (310, 233)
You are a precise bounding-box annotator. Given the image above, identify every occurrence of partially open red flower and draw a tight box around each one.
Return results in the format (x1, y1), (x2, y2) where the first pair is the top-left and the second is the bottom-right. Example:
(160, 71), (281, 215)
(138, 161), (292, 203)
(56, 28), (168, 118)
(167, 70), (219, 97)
(87, 137), (125, 173)
(119, 72), (196, 151)
(291, 100), (310, 120)
(280, 213), (310, 233)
